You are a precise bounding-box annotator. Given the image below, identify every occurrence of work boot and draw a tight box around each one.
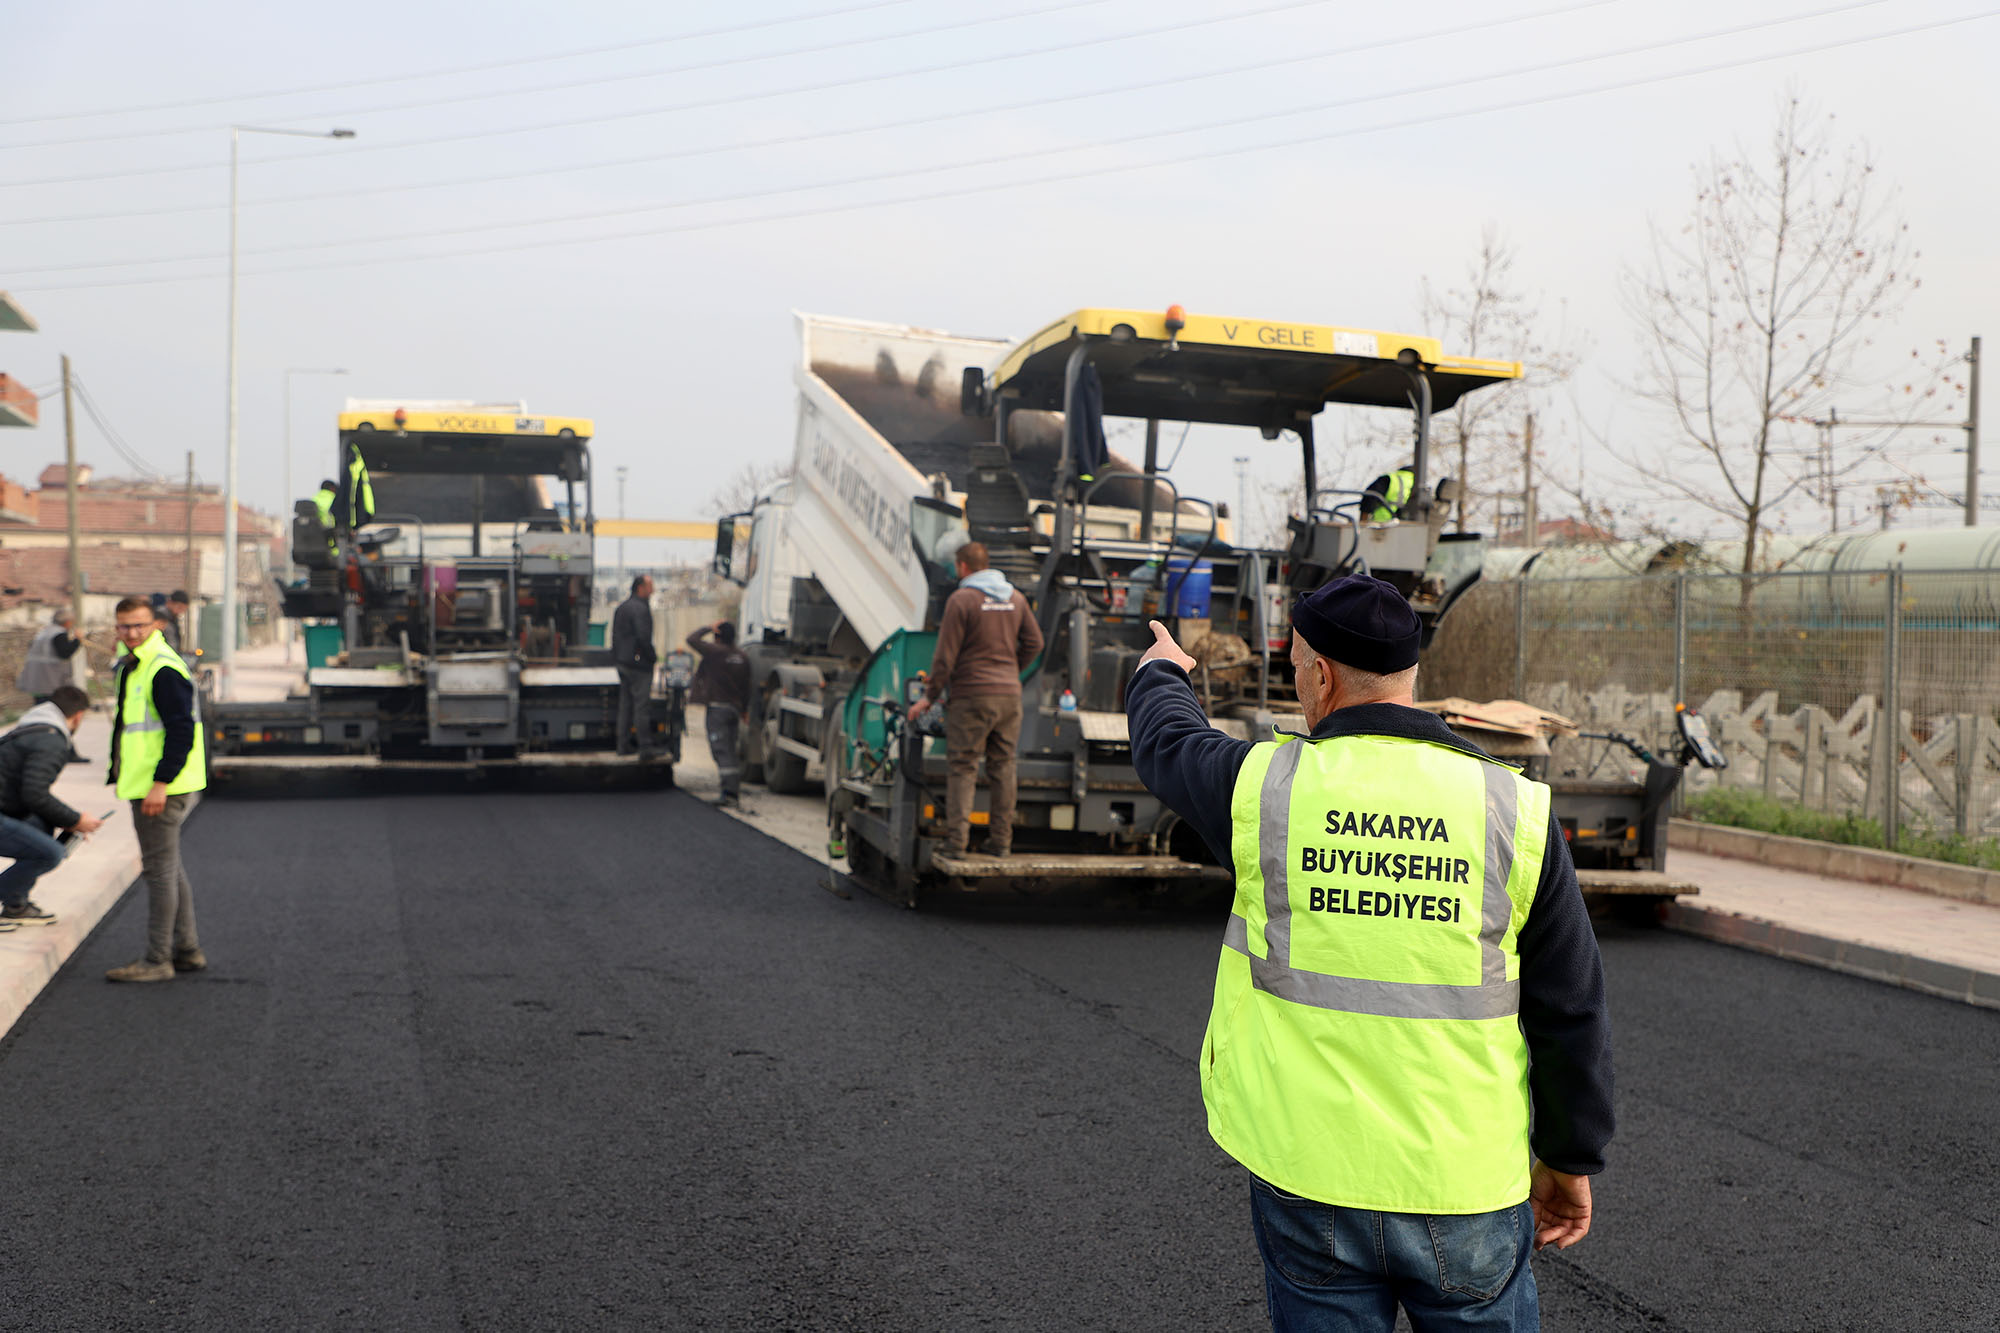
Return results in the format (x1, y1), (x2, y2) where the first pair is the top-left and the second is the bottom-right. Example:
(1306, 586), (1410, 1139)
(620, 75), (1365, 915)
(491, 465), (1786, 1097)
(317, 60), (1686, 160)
(1, 901), (57, 926)
(105, 959), (175, 984)
(173, 949), (208, 973)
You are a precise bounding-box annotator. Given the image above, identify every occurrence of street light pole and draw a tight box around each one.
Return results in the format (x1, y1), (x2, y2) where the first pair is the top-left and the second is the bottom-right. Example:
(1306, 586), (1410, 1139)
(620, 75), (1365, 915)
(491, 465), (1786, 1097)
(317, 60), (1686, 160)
(616, 465), (628, 595)
(221, 125), (352, 698)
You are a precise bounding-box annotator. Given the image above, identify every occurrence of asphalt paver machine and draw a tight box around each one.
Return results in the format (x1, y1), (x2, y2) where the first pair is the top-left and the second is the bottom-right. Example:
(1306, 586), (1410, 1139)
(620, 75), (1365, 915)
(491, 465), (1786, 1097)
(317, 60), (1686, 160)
(206, 407), (687, 778)
(826, 306), (1529, 904)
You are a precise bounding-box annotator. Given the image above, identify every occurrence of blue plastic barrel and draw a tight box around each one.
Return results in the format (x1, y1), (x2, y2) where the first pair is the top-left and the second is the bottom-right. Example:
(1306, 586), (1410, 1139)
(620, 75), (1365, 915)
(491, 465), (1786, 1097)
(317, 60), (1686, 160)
(1166, 557), (1213, 617)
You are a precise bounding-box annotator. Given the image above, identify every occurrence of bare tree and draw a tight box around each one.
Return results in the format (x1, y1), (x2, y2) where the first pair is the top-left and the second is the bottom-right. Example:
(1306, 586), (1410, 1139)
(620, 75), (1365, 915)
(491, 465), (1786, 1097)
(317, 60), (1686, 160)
(703, 460), (792, 517)
(1620, 96), (1940, 576)
(1417, 229), (1580, 534)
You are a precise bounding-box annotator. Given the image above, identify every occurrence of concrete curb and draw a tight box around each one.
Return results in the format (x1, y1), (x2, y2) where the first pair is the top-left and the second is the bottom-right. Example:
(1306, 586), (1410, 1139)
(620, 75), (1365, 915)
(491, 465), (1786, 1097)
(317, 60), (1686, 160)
(1669, 818), (2000, 907)
(1661, 900), (2000, 1011)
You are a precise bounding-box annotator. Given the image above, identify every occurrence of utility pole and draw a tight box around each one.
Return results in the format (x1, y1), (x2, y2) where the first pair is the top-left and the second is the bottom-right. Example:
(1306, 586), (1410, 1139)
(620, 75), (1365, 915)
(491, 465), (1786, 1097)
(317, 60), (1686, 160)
(183, 452), (197, 619)
(1234, 456), (1251, 547)
(1520, 412), (1538, 548)
(1799, 336), (1984, 528)
(1967, 336), (1983, 528)
(60, 355), (82, 631)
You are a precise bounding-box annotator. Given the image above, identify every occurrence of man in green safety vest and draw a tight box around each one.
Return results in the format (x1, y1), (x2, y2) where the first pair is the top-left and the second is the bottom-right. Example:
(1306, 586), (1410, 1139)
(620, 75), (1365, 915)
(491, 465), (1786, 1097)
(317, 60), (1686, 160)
(1126, 576), (1611, 1331)
(103, 595), (208, 984)
(332, 443), (374, 531)
(1362, 463), (1415, 523)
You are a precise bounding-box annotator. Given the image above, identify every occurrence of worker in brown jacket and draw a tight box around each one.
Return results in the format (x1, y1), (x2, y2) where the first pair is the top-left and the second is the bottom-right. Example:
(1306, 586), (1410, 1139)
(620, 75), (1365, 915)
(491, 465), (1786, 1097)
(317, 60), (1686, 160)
(908, 542), (1044, 857)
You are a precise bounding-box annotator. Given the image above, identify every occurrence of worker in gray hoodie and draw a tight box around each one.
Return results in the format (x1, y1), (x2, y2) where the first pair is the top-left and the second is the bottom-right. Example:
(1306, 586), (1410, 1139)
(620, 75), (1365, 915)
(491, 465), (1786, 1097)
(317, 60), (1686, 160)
(15, 610), (81, 702)
(908, 542), (1044, 857)
(0, 684), (101, 927)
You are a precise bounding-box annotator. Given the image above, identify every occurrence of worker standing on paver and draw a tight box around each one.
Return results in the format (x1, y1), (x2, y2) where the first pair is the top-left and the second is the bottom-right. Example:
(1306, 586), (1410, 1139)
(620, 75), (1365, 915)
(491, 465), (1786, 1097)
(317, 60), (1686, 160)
(1361, 461), (1415, 522)
(1126, 576), (1613, 1331)
(103, 596), (207, 984)
(907, 542), (1044, 858)
(611, 574), (658, 758)
(687, 621), (751, 807)
(15, 609), (81, 702)
(333, 442), (374, 531)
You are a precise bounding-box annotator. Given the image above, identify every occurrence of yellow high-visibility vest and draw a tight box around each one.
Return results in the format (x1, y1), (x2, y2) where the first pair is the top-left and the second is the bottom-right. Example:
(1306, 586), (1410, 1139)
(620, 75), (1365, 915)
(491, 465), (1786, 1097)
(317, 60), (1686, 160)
(1367, 469), (1414, 522)
(1201, 730), (1549, 1213)
(114, 631), (207, 800)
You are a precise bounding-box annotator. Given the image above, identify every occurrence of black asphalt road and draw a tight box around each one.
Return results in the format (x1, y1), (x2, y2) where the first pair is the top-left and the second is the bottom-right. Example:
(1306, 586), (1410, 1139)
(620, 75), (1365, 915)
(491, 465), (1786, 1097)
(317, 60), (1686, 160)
(1, 787), (1994, 1331)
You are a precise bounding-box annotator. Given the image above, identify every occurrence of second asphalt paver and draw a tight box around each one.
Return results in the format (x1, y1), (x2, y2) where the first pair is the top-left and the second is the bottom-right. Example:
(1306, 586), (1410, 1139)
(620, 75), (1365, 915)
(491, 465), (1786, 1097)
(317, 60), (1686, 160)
(1, 784), (1995, 1330)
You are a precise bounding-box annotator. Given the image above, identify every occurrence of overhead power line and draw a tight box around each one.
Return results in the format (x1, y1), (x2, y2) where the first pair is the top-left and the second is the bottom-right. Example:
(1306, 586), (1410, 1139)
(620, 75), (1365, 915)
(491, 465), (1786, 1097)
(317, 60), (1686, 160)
(0, 0), (1126, 153)
(17, 6), (1992, 295)
(3, 0), (1928, 279)
(0, 0), (1341, 189)
(0, 0), (931, 129)
(1, 0), (1625, 229)
(70, 374), (164, 478)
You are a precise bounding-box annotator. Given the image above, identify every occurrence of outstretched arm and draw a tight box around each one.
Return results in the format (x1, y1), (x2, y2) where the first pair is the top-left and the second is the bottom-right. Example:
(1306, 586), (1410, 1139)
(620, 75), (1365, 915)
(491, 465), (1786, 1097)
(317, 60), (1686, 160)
(1126, 622), (1250, 865)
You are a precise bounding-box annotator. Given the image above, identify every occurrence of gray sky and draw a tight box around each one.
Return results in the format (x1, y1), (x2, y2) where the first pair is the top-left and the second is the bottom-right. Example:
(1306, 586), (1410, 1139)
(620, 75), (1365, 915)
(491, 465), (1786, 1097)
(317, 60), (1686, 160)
(4, 0), (1994, 566)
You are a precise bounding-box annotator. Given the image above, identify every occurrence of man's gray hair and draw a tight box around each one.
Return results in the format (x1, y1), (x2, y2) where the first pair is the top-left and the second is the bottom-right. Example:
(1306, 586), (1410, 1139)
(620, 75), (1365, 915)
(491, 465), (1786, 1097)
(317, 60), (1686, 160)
(1297, 637), (1418, 701)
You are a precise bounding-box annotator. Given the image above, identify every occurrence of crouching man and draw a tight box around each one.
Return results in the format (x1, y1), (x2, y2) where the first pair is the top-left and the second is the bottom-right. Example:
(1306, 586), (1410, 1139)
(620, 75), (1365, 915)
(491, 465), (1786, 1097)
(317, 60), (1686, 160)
(0, 684), (102, 929)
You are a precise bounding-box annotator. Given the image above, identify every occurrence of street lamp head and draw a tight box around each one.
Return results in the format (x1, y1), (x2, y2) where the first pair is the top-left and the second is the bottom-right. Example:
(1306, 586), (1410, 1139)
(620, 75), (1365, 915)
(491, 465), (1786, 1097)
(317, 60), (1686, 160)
(330, 128), (357, 139)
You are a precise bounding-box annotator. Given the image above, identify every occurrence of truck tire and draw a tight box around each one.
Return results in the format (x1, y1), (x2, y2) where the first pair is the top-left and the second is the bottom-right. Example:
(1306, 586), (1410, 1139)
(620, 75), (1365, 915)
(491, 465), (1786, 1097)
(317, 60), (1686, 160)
(765, 738), (810, 794)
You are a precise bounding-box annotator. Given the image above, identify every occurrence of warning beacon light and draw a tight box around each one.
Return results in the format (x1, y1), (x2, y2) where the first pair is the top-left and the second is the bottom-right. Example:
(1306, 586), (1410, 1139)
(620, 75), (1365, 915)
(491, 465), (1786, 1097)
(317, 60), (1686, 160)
(1164, 304), (1186, 350)
(393, 407), (408, 430)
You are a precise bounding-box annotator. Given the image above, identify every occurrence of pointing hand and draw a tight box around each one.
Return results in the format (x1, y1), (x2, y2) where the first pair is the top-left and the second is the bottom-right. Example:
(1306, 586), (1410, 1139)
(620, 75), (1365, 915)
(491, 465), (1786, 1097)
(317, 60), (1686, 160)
(1141, 620), (1197, 673)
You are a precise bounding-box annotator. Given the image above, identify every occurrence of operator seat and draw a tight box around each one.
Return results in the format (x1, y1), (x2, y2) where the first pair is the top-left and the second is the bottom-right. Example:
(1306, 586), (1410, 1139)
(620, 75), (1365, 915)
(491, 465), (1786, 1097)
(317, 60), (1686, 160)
(291, 500), (336, 571)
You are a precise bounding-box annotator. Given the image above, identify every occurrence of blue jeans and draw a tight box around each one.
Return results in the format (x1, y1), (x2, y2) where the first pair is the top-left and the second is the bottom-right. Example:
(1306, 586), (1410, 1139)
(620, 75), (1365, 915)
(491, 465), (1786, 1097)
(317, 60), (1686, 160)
(1249, 1174), (1539, 1332)
(0, 813), (65, 908)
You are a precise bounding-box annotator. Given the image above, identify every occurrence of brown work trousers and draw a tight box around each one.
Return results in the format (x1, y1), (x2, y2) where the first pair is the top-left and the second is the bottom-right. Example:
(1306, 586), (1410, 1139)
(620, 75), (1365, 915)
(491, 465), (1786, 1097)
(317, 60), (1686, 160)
(944, 694), (1022, 856)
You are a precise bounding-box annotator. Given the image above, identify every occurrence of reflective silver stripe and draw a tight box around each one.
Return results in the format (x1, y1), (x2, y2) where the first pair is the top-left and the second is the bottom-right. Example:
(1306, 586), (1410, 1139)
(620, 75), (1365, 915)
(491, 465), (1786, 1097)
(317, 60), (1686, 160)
(1258, 742), (1305, 967)
(1480, 763), (1520, 986)
(123, 719), (165, 734)
(1224, 913), (1520, 1020)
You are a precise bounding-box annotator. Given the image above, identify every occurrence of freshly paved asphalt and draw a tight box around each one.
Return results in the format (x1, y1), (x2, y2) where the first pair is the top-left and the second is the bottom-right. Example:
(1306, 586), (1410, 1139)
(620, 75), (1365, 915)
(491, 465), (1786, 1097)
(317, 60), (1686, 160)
(1, 784), (1994, 1331)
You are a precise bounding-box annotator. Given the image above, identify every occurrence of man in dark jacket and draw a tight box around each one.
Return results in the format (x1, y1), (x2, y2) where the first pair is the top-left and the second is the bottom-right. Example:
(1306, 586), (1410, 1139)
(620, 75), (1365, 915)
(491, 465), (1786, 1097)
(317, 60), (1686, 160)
(907, 542), (1044, 857)
(1126, 580), (1611, 1331)
(610, 575), (659, 757)
(0, 685), (102, 927)
(687, 621), (750, 807)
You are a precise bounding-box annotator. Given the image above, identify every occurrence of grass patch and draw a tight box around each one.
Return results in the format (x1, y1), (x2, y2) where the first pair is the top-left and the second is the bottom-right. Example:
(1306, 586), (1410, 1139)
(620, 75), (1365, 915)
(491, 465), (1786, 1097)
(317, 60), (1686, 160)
(1686, 787), (2000, 872)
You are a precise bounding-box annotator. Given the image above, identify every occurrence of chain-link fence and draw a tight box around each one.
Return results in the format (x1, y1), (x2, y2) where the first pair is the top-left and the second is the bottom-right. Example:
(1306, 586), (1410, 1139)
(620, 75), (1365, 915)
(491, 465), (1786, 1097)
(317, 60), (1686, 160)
(1425, 569), (2000, 846)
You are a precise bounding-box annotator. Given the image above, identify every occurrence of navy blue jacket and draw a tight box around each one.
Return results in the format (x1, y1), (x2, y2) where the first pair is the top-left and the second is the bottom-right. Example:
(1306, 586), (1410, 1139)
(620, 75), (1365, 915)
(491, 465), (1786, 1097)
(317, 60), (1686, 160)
(1126, 659), (1615, 1176)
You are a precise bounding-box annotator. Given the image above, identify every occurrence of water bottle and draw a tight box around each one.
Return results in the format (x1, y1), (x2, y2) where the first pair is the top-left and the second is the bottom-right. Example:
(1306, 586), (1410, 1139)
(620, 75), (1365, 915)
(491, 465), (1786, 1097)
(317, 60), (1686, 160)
(1059, 688), (1077, 713)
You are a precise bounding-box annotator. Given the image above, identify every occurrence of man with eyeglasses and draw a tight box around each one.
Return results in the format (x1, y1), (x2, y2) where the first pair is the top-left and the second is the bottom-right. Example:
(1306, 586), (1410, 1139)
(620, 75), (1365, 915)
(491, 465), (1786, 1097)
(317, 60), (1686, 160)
(104, 596), (208, 983)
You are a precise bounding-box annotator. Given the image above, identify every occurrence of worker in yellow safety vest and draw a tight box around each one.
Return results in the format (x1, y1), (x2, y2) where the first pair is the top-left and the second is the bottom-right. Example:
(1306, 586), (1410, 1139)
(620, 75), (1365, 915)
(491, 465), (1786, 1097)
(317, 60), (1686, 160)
(1125, 575), (1612, 1332)
(103, 595), (209, 984)
(1362, 463), (1415, 522)
(332, 443), (374, 531)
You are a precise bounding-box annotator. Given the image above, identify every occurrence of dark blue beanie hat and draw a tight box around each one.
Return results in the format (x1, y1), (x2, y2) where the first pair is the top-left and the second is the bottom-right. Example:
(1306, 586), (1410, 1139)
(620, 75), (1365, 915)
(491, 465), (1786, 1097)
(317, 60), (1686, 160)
(1291, 575), (1421, 673)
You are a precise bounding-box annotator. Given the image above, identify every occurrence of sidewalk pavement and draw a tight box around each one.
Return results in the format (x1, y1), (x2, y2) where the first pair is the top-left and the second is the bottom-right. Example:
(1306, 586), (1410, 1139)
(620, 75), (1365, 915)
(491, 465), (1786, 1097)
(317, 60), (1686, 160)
(1664, 849), (2000, 1010)
(0, 712), (170, 1040)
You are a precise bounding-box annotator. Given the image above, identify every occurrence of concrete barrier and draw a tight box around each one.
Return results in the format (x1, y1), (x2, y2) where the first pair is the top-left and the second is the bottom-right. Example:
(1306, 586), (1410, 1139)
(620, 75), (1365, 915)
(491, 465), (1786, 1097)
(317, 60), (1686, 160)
(1669, 818), (2000, 907)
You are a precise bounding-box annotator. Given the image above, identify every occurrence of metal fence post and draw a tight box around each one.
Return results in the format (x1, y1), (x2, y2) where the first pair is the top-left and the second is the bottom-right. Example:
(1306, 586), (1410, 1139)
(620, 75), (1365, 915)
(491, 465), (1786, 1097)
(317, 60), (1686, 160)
(1512, 578), (1527, 701)
(1672, 573), (1688, 705)
(1881, 567), (1903, 848)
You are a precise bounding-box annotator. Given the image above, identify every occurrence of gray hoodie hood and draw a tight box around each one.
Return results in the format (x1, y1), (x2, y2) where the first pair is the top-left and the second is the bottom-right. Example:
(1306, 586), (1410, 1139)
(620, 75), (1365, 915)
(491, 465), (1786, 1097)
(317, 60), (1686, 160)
(961, 568), (1016, 603)
(11, 700), (71, 736)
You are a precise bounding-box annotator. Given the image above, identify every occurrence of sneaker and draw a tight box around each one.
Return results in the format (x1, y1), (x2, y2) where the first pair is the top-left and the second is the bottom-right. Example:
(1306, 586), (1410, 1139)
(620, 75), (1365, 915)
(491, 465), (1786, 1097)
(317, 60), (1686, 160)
(0, 920), (17, 933)
(105, 959), (175, 983)
(0, 901), (56, 926)
(173, 949), (207, 973)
